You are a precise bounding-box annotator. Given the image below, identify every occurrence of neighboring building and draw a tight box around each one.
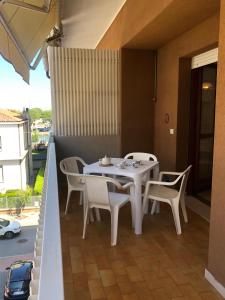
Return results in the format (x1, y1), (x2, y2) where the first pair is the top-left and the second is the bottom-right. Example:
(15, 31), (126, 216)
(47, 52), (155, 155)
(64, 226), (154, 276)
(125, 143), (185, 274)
(0, 109), (33, 192)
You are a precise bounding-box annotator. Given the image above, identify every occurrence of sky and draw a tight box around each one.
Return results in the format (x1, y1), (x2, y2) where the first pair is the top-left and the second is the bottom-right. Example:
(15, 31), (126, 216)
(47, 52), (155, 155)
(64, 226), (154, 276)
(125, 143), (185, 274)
(0, 55), (51, 111)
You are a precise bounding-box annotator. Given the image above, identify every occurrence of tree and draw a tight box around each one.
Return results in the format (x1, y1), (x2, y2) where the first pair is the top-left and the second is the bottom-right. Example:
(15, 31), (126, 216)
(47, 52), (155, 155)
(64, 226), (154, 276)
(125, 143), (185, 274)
(29, 108), (52, 121)
(41, 110), (51, 120)
(29, 108), (42, 121)
(32, 130), (40, 143)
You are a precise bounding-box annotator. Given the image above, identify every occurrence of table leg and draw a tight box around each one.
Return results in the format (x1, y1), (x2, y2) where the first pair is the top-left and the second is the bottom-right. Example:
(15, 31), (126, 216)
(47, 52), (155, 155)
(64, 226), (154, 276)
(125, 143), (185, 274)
(133, 175), (142, 235)
(153, 164), (160, 214)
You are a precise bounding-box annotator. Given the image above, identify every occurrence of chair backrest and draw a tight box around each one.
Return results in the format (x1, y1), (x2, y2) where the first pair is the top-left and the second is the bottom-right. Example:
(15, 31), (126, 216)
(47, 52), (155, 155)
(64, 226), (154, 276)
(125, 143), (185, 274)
(59, 157), (85, 187)
(84, 175), (114, 209)
(60, 157), (80, 174)
(178, 165), (192, 199)
(124, 152), (157, 162)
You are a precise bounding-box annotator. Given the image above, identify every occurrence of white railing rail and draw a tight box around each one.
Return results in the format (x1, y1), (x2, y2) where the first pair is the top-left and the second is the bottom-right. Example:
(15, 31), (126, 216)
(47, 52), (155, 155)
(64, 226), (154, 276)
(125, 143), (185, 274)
(29, 141), (64, 300)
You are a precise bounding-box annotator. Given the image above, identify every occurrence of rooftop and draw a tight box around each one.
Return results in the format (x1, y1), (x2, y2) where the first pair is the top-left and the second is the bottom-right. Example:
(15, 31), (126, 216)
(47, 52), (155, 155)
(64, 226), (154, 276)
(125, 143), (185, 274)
(0, 110), (25, 123)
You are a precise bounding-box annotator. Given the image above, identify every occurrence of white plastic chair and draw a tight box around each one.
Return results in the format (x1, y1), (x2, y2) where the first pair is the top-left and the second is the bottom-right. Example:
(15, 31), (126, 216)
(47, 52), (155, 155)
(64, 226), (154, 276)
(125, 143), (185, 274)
(60, 156), (87, 214)
(82, 175), (134, 246)
(125, 152), (158, 182)
(124, 152), (157, 162)
(118, 152), (158, 183)
(142, 165), (192, 235)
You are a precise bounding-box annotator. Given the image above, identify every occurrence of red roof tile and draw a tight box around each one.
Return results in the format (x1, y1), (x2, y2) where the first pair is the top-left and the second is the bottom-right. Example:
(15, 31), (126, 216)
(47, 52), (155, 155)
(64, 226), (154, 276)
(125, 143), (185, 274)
(0, 110), (24, 122)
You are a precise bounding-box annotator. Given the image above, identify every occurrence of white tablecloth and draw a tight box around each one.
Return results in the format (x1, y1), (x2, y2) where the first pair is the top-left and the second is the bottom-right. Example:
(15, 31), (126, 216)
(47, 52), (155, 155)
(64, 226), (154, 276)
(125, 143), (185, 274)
(83, 158), (159, 234)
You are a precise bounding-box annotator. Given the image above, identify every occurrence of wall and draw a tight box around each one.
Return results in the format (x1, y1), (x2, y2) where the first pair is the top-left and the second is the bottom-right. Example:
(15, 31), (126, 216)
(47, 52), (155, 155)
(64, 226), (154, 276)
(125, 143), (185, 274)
(121, 49), (155, 155)
(97, 0), (219, 50)
(155, 14), (219, 170)
(49, 47), (121, 160)
(0, 124), (21, 159)
(49, 47), (120, 137)
(55, 135), (120, 177)
(208, 0), (225, 288)
(97, 0), (173, 49)
(0, 162), (22, 190)
(20, 157), (27, 190)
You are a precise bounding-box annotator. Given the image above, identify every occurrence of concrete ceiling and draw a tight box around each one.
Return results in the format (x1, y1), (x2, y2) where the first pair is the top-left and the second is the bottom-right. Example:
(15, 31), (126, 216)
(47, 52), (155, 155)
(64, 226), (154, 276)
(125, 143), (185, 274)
(61, 0), (126, 49)
(125, 0), (220, 49)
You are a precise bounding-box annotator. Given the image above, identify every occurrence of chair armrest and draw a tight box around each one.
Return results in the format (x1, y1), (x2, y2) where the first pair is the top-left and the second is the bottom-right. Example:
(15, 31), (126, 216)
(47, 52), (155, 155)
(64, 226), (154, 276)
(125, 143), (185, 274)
(121, 182), (134, 190)
(62, 171), (85, 183)
(146, 173), (183, 189)
(107, 177), (134, 191)
(62, 170), (77, 176)
(159, 171), (182, 181)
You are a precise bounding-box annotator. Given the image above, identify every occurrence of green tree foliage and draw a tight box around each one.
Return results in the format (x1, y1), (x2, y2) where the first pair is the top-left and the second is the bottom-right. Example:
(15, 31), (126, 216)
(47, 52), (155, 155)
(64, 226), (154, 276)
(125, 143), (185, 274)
(29, 108), (52, 121)
(32, 130), (40, 143)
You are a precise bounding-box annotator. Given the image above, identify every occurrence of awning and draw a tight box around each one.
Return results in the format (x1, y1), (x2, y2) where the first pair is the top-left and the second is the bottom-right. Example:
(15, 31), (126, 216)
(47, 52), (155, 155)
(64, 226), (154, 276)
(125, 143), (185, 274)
(0, 0), (58, 83)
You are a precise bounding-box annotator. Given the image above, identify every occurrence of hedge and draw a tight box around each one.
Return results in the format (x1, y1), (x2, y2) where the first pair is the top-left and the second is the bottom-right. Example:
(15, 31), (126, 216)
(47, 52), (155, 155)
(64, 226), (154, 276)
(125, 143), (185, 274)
(0, 187), (32, 198)
(33, 166), (45, 195)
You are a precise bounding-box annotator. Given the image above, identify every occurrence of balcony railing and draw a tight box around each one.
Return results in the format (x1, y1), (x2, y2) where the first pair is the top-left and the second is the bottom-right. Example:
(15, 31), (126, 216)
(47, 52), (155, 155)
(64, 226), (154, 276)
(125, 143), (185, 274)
(29, 140), (64, 300)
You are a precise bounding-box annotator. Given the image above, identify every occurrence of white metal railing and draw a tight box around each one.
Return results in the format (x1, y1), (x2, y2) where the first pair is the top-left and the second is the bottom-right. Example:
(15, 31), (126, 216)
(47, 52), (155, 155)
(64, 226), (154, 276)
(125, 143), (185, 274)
(29, 141), (64, 300)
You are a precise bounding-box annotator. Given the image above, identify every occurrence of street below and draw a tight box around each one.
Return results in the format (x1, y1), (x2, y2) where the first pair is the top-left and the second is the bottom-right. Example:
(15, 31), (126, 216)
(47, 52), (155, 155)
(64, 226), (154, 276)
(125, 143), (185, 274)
(0, 225), (36, 300)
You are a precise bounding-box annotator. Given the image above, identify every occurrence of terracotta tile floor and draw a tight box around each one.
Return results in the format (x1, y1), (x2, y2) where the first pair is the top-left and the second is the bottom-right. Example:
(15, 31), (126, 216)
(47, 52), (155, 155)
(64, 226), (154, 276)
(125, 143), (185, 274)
(60, 190), (223, 300)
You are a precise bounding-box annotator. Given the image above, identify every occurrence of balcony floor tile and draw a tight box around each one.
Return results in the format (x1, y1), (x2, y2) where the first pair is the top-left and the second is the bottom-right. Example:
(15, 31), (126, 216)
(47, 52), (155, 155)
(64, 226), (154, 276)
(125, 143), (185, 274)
(59, 191), (223, 300)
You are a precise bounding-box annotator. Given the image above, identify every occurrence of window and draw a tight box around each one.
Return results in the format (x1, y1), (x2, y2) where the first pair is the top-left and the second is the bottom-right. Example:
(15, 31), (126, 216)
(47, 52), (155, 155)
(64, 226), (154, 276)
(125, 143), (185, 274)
(0, 166), (3, 182)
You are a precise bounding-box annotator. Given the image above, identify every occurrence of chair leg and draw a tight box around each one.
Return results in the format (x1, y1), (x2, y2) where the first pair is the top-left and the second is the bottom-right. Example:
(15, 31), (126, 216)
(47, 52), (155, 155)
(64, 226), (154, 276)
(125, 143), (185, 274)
(156, 202), (160, 214)
(142, 196), (149, 216)
(111, 207), (119, 246)
(65, 190), (72, 214)
(151, 200), (157, 215)
(180, 196), (188, 223)
(130, 185), (135, 228)
(95, 208), (101, 221)
(82, 206), (89, 239)
(143, 199), (149, 214)
(89, 209), (94, 222)
(79, 191), (83, 205)
(171, 200), (182, 235)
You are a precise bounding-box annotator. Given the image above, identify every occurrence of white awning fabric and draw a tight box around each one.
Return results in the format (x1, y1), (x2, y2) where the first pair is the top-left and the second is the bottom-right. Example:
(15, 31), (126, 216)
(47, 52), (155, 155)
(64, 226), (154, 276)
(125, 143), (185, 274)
(0, 0), (57, 83)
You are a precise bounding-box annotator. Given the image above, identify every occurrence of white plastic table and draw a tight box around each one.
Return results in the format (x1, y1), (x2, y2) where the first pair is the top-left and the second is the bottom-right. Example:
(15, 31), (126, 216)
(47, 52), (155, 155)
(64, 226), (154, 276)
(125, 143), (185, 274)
(83, 158), (159, 235)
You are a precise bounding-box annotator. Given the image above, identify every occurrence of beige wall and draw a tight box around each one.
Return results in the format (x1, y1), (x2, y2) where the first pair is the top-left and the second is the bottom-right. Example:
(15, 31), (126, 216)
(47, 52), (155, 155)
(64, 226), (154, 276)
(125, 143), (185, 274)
(121, 49), (155, 156)
(97, 0), (173, 49)
(155, 14), (219, 170)
(208, 0), (225, 287)
(97, 0), (219, 50)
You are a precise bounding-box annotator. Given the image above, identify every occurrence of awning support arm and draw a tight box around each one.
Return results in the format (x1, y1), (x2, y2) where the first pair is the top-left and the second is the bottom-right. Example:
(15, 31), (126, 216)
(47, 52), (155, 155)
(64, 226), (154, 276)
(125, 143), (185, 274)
(30, 42), (48, 70)
(0, 0), (51, 13)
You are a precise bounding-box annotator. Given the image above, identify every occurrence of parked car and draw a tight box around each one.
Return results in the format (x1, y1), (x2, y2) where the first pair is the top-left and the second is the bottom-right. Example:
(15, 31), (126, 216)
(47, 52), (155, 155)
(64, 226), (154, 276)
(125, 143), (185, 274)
(0, 218), (21, 239)
(4, 261), (33, 300)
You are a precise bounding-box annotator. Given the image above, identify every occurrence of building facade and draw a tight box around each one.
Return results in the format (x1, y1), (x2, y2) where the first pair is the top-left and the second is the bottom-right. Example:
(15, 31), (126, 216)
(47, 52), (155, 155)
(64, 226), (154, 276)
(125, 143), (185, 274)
(0, 110), (33, 192)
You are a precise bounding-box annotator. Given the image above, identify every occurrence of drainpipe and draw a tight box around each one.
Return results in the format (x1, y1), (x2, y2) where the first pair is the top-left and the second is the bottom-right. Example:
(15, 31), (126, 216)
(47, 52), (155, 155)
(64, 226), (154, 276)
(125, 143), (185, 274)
(152, 50), (158, 102)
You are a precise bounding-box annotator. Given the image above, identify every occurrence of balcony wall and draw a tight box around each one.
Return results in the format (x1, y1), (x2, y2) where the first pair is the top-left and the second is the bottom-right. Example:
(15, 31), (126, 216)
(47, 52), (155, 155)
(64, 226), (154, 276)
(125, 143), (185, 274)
(208, 0), (225, 291)
(49, 47), (121, 163)
(156, 13), (219, 170)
